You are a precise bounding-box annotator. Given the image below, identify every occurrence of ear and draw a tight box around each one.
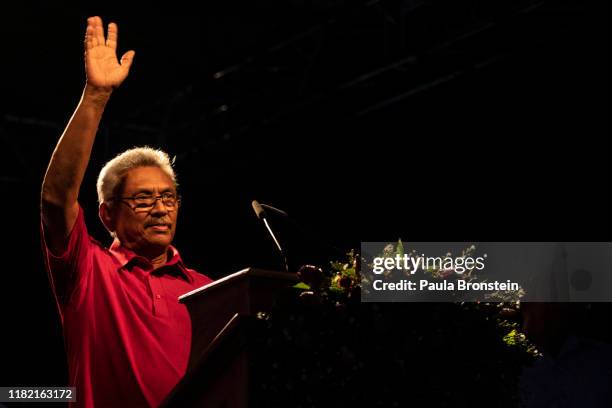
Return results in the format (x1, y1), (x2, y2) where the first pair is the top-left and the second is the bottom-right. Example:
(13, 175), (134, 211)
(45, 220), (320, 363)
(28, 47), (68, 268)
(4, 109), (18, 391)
(99, 202), (117, 234)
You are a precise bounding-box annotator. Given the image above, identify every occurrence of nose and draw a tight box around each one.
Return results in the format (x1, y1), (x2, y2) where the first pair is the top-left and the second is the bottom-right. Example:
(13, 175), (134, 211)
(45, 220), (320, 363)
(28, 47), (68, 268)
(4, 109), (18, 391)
(150, 197), (169, 215)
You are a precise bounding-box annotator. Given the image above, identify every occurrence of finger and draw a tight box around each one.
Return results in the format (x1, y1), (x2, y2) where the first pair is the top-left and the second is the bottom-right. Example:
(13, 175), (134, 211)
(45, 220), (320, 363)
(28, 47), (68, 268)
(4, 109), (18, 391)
(93, 16), (105, 46)
(106, 22), (118, 50)
(85, 21), (95, 50)
(120, 50), (136, 72)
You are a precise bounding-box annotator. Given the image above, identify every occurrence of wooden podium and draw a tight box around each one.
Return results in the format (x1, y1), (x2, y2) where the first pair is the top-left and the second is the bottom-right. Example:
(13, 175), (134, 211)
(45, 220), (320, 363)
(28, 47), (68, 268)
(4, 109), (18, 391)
(160, 267), (298, 408)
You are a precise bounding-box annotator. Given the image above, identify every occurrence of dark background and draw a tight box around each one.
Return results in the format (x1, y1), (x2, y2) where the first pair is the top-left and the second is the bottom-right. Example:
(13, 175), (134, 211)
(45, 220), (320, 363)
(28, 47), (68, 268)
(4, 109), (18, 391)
(0, 0), (602, 402)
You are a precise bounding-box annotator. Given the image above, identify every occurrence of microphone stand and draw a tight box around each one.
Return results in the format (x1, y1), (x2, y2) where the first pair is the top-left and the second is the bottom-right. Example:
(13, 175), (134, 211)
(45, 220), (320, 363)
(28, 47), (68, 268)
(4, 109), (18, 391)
(252, 200), (289, 272)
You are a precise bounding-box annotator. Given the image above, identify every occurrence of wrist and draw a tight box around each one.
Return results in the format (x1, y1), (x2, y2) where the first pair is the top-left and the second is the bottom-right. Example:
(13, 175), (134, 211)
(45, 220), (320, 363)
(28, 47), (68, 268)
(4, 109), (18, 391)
(82, 84), (113, 106)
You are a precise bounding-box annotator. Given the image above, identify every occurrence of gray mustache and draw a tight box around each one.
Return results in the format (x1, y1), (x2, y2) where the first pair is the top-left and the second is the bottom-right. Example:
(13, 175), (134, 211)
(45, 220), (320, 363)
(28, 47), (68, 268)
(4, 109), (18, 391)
(145, 219), (172, 227)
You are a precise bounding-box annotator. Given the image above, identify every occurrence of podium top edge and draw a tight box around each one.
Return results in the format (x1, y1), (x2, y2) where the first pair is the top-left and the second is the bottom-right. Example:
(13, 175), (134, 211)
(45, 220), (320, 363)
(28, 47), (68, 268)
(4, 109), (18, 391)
(178, 267), (298, 302)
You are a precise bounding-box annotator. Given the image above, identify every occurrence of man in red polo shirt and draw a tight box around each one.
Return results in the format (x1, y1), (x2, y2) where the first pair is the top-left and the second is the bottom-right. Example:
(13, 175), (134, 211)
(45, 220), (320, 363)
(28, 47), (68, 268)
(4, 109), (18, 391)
(40, 16), (212, 407)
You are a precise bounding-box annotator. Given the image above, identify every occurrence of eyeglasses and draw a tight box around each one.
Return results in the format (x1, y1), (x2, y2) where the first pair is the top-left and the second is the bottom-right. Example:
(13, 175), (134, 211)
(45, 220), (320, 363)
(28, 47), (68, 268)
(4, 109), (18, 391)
(110, 192), (181, 213)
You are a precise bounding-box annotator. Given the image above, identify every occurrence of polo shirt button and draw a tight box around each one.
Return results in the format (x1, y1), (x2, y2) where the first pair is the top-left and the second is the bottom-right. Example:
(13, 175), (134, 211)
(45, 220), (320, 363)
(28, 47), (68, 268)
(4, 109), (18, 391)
(155, 294), (161, 299)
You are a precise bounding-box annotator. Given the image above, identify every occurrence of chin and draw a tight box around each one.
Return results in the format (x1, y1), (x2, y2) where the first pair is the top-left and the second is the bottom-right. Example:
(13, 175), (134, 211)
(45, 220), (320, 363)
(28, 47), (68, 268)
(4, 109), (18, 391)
(153, 236), (173, 246)
(146, 233), (174, 248)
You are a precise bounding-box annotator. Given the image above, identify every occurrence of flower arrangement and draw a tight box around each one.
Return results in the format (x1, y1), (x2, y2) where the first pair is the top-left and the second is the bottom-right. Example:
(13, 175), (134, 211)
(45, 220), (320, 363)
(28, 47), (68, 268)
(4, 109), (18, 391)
(250, 243), (540, 407)
(293, 240), (540, 357)
(369, 240), (539, 356)
(293, 249), (361, 306)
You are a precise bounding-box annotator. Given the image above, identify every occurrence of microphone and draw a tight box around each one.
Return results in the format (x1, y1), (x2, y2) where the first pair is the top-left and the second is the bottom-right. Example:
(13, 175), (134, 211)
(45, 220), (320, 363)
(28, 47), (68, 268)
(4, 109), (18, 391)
(260, 203), (288, 218)
(253, 200), (345, 272)
(251, 200), (267, 220)
(251, 200), (289, 272)
(256, 201), (344, 257)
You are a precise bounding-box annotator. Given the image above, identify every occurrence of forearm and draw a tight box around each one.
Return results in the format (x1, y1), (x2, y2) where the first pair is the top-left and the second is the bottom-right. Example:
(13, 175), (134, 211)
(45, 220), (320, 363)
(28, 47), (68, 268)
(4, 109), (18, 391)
(41, 84), (111, 207)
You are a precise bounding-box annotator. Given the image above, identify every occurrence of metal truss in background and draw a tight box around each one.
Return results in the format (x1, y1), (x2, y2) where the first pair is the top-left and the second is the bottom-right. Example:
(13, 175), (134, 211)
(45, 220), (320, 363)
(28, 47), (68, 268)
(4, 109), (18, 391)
(2, 0), (586, 182)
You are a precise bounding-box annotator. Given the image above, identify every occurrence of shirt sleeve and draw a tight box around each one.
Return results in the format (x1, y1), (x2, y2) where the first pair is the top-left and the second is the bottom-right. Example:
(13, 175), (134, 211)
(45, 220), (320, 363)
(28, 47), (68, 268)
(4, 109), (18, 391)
(40, 204), (93, 311)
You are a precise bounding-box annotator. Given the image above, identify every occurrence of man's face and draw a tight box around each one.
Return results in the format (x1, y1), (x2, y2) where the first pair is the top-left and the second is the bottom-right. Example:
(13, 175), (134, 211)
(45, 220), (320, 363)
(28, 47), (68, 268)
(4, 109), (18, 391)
(111, 166), (179, 257)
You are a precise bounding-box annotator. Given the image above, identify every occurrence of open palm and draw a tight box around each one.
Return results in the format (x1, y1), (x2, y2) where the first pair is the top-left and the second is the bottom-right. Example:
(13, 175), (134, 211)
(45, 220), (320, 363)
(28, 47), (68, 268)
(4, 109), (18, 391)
(85, 16), (135, 89)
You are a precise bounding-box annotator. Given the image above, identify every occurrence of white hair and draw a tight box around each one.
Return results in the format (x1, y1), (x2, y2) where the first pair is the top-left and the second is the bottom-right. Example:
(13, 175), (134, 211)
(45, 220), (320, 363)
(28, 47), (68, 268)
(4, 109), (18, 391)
(96, 146), (177, 204)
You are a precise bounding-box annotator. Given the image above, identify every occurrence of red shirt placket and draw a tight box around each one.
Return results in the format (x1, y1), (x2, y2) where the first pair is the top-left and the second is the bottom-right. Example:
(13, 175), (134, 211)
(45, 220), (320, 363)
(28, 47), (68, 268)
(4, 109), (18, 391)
(145, 272), (169, 317)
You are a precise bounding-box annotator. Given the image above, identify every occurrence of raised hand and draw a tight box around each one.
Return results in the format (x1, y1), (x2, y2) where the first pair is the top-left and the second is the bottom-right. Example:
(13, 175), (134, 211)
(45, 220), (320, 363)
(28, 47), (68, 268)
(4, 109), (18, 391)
(84, 16), (135, 90)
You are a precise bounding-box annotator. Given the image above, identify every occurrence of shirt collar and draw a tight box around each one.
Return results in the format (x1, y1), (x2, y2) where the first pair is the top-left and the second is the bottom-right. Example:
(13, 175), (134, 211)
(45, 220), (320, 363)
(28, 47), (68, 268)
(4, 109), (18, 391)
(109, 239), (192, 283)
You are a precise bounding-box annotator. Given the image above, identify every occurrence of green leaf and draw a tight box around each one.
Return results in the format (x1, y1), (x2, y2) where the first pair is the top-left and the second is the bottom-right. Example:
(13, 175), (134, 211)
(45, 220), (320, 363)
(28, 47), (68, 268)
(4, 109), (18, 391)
(293, 282), (311, 290)
(343, 268), (356, 277)
(503, 329), (518, 346)
(396, 239), (405, 257)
